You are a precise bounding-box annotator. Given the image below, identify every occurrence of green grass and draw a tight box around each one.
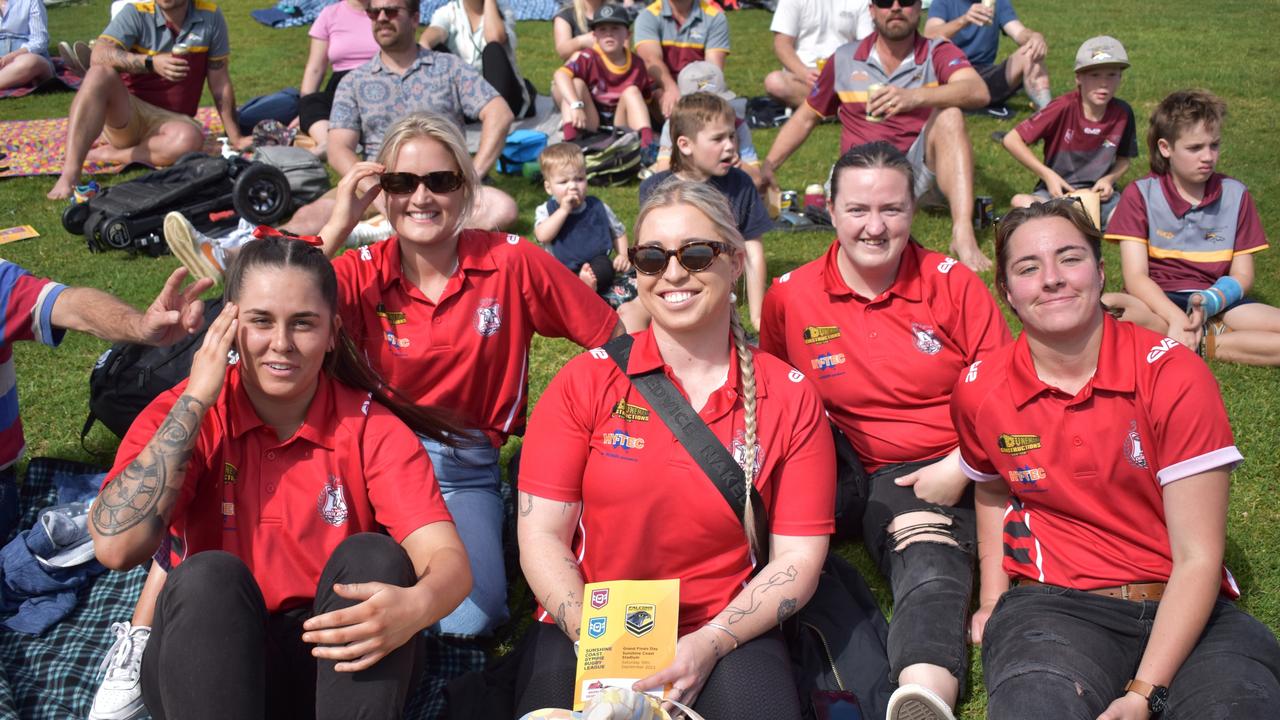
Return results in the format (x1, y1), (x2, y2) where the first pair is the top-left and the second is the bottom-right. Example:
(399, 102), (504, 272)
(2, 1), (1278, 715)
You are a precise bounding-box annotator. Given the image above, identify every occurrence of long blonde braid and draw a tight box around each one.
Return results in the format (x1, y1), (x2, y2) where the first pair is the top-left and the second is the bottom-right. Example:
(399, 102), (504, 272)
(729, 310), (760, 557)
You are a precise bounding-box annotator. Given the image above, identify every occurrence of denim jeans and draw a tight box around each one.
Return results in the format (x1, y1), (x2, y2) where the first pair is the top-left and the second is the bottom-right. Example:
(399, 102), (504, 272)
(983, 584), (1280, 719)
(420, 433), (509, 636)
(862, 459), (976, 687)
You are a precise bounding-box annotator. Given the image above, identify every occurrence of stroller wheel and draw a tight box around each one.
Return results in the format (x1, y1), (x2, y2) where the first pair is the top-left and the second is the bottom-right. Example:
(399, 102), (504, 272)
(233, 163), (292, 226)
(101, 217), (132, 250)
(62, 202), (90, 235)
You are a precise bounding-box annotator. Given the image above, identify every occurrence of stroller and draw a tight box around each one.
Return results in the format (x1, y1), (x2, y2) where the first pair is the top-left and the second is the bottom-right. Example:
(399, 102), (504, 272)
(61, 151), (292, 256)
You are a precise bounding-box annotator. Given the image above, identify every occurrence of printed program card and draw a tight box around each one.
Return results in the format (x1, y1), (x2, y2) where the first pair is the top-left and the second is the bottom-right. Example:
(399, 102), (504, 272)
(573, 578), (679, 710)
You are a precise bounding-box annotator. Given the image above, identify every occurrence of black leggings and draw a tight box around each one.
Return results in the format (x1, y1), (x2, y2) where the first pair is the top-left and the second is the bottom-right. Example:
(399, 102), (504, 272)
(480, 43), (535, 118)
(297, 69), (349, 134)
(140, 533), (422, 720)
(513, 621), (804, 718)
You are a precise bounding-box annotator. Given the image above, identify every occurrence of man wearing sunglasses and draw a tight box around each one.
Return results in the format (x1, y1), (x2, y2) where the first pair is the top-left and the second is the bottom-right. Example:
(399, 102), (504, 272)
(762, 0), (995, 273)
(281, 0), (517, 235)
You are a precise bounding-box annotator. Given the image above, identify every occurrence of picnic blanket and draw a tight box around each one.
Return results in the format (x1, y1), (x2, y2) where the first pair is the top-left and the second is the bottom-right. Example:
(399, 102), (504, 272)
(0, 107), (224, 179)
(252, 0), (557, 28)
(0, 458), (147, 720)
(0, 58), (83, 100)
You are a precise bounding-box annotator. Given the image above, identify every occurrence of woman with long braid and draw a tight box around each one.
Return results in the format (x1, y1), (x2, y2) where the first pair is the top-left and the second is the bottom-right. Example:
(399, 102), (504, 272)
(512, 180), (835, 718)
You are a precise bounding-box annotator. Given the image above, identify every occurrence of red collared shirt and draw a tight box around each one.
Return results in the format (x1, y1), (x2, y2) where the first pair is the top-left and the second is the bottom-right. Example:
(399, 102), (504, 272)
(951, 316), (1242, 596)
(108, 368), (451, 614)
(761, 240), (1010, 471)
(332, 231), (619, 445)
(520, 328), (835, 636)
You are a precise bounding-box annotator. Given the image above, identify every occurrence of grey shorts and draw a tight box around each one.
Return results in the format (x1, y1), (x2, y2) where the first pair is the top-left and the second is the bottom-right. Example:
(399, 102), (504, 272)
(906, 129), (937, 199)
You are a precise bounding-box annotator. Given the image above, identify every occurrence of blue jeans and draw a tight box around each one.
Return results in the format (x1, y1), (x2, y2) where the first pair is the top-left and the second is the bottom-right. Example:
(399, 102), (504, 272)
(983, 584), (1280, 719)
(420, 434), (509, 636)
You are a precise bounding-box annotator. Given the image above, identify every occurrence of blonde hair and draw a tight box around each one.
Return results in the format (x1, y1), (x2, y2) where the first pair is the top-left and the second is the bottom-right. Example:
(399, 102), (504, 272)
(375, 112), (479, 234)
(669, 92), (737, 175)
(539, 142), (587, 178)
(573, 0), (589, 35)
(634, 179), (762, 557)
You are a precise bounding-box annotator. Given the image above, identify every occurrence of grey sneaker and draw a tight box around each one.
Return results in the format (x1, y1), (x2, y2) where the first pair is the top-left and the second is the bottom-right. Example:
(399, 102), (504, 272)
(58, 41), (91, 77)
(887, 683), (956, 720)
(164, 211), (224, 282)
(88, 622), (150, 720)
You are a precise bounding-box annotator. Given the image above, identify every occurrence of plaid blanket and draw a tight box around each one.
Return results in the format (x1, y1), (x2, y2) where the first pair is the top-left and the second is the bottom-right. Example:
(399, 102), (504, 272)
(0, 458), (147, 720)
(0, 458), (491, 719)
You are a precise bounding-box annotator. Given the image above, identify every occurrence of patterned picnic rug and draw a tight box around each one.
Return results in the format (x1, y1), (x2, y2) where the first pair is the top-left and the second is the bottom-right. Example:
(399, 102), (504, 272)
(0, 58), (82, 100)
(0, 107), (224, 179)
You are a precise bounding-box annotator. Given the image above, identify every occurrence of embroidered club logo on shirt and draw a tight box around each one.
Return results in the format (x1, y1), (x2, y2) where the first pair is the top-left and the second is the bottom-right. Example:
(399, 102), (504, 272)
(317, 475), (350, 527)
(625, 604), (656, 637)
(998, 433), (1042, 455)
(802, 325), (841, 344)
(811, 351), (847, 371)
(1146, 337), (1179, 364)
(222, 462), (238, 530)
(601, 430), (645, 450)
(1124, 420), (1148, 469)
(731, 429), (765, 480)
(474, 299), (502, 337)
(788, 369), (805, 383)
(937, 257), (958, 274)
(1007, 465), (1047, 490)
(965, 360), (982, 383)
(911, 323), (943, 355)
(611, 399), (651, 422)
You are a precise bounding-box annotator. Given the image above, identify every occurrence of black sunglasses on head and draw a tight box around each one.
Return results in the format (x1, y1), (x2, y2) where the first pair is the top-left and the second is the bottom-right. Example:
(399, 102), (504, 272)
(379, 171), (465, 195)
(870, 0), (918, 7)
(365, 5), (408, 20)
(628, 240), (731, 276)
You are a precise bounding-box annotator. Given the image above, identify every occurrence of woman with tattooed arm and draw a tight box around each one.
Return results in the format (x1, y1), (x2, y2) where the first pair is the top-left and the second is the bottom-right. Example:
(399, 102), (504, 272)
(88, 236), (471, 719)
(512, 180), (835, 718)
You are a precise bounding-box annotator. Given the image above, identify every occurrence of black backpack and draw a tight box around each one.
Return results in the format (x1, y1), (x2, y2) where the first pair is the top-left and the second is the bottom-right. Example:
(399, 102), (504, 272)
(82, 298), (225, 440)
(573, 130), (642, 186)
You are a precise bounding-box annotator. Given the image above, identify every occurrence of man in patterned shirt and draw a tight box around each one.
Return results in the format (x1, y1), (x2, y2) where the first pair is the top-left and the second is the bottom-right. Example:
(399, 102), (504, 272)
(284, 0), (517, 233)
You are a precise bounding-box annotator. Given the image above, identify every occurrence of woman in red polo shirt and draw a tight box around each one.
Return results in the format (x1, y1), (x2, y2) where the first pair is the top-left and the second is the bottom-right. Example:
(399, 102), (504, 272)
(511, 180), (835, 717)
(760, 141), (1010, 720)
(316, 113), (622, 640)
(89, 236), (472, 718)
(953, 200), (1280, 719)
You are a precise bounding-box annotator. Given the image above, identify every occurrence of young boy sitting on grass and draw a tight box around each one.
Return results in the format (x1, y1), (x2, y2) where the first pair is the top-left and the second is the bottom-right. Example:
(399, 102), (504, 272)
(533, 142), (648, 331)
(1002, 36), (1138, 228)
(1102, 89), (1280, 365)
(552, 2), (656, 157)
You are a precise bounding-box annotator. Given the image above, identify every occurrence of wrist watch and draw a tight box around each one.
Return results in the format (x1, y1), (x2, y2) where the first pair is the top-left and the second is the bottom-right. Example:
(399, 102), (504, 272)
(569, 100), (585, 110)
(1124, 679), (1169, 716)
(145, 55), (154, 73)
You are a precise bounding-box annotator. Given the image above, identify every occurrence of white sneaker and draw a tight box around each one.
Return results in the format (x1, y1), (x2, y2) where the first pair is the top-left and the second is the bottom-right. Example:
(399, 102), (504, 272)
(345, 215), (394, 247)
(88, 622), (150, 720)
(164, 212), (224, 283)
(887, 683), (956, 720)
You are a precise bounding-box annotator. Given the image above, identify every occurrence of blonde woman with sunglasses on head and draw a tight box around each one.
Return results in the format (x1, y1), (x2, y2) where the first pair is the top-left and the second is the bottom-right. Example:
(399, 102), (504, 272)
(513, 180), (835, 718)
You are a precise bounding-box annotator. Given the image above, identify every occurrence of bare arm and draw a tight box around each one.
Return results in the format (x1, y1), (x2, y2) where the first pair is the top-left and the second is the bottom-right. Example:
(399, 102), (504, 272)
(419, 25), (447, 50)
(705, 48), (727, 70)
(1118, 240), (1202, 347)
(1224, 251), (1256, 295)
(1097, 470), (1229, 719)
(518, 491), (586, 640)
(472, 96), (514, 177)
(1002, 129), (1070, 195)
(772, 33), (813, 81)
(552, 17), (593, 59)
(300, 38), (330, 95)
(49, 268), (211, 346)
(969, 480), (1011, 644)
(93, 36), (148, 73)
(922, 5), (991, 40)
(206, 60), (247, 146)
(482, 0), (508, 44)
(533, 202), (574, 245)
(326, 127), (362, 177)
(1003, 20), (1046, 62)
(636, 41), (678, 115)
(761, 103), (823, 187)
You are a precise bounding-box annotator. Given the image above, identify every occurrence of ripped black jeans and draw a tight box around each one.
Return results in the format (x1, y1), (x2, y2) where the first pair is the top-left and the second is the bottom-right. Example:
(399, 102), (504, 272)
(982, 585), (1280, 719)
(862, 458), (976, 688)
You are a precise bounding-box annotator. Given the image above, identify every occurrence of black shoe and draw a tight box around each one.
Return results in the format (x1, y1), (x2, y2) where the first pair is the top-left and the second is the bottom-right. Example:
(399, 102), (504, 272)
(990, 131), (1008, 144)
(983, 104), (1013, 120)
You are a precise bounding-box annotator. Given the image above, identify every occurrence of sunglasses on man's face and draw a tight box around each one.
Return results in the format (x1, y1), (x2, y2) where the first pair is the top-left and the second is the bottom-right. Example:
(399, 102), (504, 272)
(365, 5), (408, 20)
(870, 0), (918, 8)
(378, 171), (465, 195)
(628, 240), (731, 276)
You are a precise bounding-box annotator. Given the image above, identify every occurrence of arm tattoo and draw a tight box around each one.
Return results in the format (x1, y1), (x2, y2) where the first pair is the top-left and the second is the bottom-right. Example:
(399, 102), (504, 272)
(106, 45), (146, 74)
(518, 491), (533, 516)
(724, 565), (798, 625)
(208, 57), (227, 70)
(777, 597), (798, 625)
(91, 395), (205, 536)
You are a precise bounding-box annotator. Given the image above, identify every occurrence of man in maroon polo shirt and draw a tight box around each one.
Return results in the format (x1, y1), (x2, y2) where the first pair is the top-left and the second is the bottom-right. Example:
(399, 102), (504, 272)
(47, 0), (248, 200)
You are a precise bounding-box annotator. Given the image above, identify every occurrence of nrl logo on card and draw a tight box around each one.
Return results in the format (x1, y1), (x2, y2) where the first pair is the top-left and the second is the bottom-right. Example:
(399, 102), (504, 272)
(587, 617), (607, 639)
(591, 588), (610, 609)
(625, 604), (656, 637)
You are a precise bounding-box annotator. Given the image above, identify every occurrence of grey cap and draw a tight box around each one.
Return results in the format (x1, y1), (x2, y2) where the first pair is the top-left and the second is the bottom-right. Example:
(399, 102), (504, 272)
(676, 61), (736, 101)
(1075, 36), (1130, 71)
(587, 3), (630, 29)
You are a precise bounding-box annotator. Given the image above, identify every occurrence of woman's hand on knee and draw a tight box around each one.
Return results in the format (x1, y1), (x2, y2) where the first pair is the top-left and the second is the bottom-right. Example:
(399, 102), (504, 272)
(1096, 691), (1151, 720)
(969, 600), (997, 646)
(633, 626), (721, 709)
(301, 582), (426, 672)
(895, 452), (970, 507)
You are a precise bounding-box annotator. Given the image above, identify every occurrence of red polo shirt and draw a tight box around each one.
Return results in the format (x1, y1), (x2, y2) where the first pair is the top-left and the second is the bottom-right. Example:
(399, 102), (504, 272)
(951, 316), (1242, 596)
(332, 231), (619, 445)
(109, 368), (452, 614)
(520, 329), (835, 636)
(760, 240), (1010, 471)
